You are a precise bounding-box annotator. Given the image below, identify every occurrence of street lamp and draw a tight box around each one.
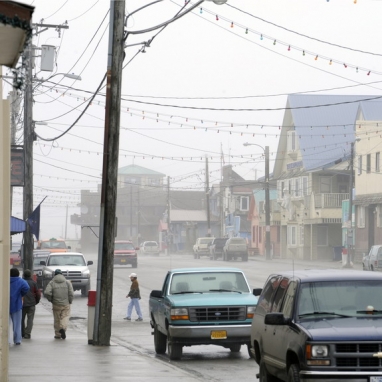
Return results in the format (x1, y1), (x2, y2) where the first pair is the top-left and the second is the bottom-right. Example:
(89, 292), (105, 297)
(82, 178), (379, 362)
(243, 142), (271, 260)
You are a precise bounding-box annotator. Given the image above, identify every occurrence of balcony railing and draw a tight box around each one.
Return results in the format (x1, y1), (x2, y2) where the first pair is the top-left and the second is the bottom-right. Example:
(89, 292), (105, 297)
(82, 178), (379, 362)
(304, 193), (349, 209)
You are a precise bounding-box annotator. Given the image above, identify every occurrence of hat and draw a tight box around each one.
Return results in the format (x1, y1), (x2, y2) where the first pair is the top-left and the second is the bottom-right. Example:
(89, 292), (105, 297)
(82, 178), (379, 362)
(129, 273), (137, 278)
(23, 269), (32, 278)
(55, 269), (62, 275)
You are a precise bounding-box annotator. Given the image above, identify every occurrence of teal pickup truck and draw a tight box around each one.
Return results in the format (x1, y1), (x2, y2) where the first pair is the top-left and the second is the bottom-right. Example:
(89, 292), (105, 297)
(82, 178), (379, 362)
(149, 267), (259, 360)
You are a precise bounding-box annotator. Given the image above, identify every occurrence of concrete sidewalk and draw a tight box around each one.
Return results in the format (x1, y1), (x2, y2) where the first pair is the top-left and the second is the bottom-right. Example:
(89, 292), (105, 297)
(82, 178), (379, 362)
(8, 306), (203, 382)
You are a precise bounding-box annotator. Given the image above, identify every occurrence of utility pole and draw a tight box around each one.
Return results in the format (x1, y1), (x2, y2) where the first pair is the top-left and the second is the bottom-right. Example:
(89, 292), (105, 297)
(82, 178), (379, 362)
(167, 176), (171, 254)
(344, 141), (355, 268)
(265, 146), (271, 260)
(130, 184), (133, 239)
(65, 204), (68, 240)
(206, 156), (211, 236)
(23, 43), (34, 272)
(93, 0), (125, 346)
(137, 186), (140, 244)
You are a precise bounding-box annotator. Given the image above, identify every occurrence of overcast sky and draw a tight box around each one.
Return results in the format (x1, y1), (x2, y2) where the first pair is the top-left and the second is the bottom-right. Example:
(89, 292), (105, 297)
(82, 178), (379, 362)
(5, 0), (382, 241)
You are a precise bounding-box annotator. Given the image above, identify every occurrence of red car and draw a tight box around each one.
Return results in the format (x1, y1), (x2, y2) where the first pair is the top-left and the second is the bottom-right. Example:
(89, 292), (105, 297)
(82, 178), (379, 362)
(10, 251), (22, 268)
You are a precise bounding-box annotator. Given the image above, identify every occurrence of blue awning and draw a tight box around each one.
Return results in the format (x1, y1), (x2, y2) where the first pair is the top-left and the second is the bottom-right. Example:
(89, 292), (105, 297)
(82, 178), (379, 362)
(11, 216), (26, 235)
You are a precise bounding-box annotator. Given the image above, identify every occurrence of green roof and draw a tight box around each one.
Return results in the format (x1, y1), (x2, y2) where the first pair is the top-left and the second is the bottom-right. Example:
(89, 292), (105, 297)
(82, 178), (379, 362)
(118, 164), (165, 177)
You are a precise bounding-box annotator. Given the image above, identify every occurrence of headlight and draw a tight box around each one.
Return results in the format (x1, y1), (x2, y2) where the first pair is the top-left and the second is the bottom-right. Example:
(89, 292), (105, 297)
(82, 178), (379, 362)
(44, 270), (53, 278)
(82, 270), (91, 278)
(247, 306), (256, 319)
(306, 344), (330, 366)
(170, 308), (189, 320)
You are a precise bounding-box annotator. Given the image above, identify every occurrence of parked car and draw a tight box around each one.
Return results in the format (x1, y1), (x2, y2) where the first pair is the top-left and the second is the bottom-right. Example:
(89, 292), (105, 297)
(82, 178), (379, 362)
(250, 269), (382, 382)
(114, 240), (138, 267)
(140, 241), (160, 256)
(10, 250), (22, 268)
(209, 238), (228, 260)
(363, 245), (382, 271)
(40, 252), (93, 296)
(33, 250), (51, 289)
(223, 237), (248, 261)
(193, 237), (214, 259)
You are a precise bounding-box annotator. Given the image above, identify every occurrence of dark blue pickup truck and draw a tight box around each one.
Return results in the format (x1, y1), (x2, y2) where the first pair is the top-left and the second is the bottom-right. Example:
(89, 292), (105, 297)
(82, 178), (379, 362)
(149, 267), (258, 360)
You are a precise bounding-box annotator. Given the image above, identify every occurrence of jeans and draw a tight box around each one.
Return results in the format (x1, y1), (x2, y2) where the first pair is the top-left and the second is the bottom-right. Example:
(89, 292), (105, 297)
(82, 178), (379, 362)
(22, 305), (36, 337)
(127, 298), (142, 319)
(9, 310), (22, 344)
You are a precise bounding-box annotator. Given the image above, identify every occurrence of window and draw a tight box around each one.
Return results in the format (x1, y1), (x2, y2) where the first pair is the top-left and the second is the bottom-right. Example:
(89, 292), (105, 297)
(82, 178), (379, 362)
(287, 131), (296, 152)
(281, 281), (297, 319)
(376, 152), (380, 173)
(319, 176), (331, 193)
(317, 226), (328, 246)
(278, 180), (285, 199)
(378, 205), (382, 228)
(288, 225), (297, 246)
(300, 225), (304, 245)
(271, 278), (289, 313)
(289, 179), (294, 196)
(259, 227), (262, 243)
(252, 226), (257, 244)
(295, 178), (300, 197)
(240, 196), (249, 211)
(358, 155), (362, 175)
(357, 206), (365, 228)
(255, 276), (281, 316)
(367, 154), (371, 173)
(302, 176), (309, 196)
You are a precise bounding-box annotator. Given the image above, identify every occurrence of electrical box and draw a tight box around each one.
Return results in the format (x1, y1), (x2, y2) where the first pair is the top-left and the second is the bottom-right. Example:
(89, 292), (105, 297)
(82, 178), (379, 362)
(41, 45), (55, 72)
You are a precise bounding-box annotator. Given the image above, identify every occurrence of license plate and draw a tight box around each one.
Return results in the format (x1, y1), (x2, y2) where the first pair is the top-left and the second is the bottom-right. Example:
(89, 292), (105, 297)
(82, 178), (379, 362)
(121, 259), (126, 262)
(371, 377), (382, 382)
(211, 330), (227, 339)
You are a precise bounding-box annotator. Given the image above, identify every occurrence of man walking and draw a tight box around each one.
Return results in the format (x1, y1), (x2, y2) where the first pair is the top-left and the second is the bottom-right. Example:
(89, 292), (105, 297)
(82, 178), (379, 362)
(124, 273), (143, 321)
(22, 269), (41, 339)
(10, 268), (30, 345)
(44, 269), (74, 339)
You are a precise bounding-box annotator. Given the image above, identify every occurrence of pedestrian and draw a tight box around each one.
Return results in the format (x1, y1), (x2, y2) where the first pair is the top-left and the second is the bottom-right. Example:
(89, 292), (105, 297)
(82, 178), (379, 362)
(22, 269), (41, 339)
(124, 272), (143, 321)
(44, 269), (74, 340)
(9, 268), (30, 345)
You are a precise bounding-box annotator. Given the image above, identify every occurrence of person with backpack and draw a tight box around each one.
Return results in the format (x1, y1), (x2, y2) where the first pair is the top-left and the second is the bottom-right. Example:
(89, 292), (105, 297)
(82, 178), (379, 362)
(22, 269), (41, 339)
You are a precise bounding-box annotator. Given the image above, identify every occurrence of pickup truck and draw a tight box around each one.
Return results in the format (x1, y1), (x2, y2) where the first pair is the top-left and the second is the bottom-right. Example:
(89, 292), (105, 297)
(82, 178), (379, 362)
(149, 267), (258, 360)
(41, 252), (93, 296)
(251, 269), (382, 382)
(223, 237), (248, 261)
(193, 237), (214, 259)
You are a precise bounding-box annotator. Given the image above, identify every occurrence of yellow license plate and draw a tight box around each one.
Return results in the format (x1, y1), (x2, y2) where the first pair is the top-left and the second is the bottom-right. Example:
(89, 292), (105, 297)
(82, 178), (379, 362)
(211, 330), (227, 339)
(121, 259), (126, 262)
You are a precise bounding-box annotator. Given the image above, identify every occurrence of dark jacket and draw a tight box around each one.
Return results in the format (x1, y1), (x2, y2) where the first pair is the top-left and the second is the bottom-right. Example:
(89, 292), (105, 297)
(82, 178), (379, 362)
(128, 279), (141, 299)
(10, 277), (29, 314)
(23, 277), (41, 307)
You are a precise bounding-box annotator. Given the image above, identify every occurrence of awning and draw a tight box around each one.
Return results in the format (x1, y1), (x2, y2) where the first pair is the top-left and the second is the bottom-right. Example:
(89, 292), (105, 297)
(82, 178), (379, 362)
(11, 216), (26, 235)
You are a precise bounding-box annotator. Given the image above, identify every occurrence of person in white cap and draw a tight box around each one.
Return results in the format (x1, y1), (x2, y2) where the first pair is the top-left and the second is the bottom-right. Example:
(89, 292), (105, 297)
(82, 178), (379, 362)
(124, 273), (143, 321)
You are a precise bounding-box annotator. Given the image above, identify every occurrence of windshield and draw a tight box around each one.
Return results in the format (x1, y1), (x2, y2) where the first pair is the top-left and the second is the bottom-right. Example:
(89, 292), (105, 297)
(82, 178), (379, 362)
(41, 241), (67, 249)
(115, 242), (135, 250)
(298, 280), (382, 318)
(144, 242), (158, 247)
(170, 272), (250, 294)
(33, 256), (48, 267)
(47, 255), (86, 266)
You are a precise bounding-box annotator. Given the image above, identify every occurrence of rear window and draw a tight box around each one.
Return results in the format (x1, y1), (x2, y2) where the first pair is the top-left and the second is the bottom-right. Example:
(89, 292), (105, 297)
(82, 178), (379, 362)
(41, 240), (67, 249)
(115, 242), (135, 250)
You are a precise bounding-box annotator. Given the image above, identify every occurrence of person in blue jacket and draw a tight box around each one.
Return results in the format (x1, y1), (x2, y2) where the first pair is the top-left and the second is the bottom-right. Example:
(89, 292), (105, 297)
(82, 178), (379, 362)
(10, 268), (30, 345)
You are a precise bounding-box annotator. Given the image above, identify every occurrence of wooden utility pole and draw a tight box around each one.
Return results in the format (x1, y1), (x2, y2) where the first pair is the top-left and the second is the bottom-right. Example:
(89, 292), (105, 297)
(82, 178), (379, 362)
(93, 0), (125, 346)
(167, 176), (171, 254)
(23, 44), (34, 272)
(265, 146), (271, 260)
(206, 156), (211, 236)
(130, 184), (133, 238)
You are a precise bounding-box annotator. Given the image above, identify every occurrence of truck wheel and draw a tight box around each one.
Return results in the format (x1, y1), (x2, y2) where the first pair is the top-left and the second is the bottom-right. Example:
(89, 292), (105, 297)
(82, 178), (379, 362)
(230, 344), (241, 353)
(81, 282), (90, 297)
(168, 338), (182, 360)
(154, 325), (167, 354)
(287, 364), (301, 382)
(259, 360), (277, 382)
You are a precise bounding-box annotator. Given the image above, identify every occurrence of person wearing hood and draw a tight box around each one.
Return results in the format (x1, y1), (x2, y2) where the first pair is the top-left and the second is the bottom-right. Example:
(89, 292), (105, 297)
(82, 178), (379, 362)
(10, 268), (30, 345)
(44, 269), (74, 340)
(22, 269), (41, 339)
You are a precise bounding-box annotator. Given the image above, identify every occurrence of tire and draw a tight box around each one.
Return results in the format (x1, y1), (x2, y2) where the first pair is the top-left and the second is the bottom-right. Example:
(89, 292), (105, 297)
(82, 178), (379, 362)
(81, 282), (90, 297)
(287, 364), (301, 382)
(259, 360), (277, 382)
(168, 338), (182, 360)
(371, 265), (374, 271)
(230, 343), (241, 353)
(154, 325), (167, 354)
(247, 344), (255, 359)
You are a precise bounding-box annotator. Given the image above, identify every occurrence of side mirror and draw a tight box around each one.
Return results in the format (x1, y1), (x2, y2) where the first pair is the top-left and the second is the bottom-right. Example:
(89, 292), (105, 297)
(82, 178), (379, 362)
(67, 246), (71, 249)
(40, 261), (46, 265)
(87, 261), (93, 266)
(264, 313), (290, 326)
(150, 290), (163, 298)
(253, 288), (262, 296)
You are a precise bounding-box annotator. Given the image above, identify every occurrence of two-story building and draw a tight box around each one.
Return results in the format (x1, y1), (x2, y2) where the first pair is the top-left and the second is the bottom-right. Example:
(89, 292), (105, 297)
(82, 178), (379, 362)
(270, 94), (375, 260)
(353, 101), (382, 258)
